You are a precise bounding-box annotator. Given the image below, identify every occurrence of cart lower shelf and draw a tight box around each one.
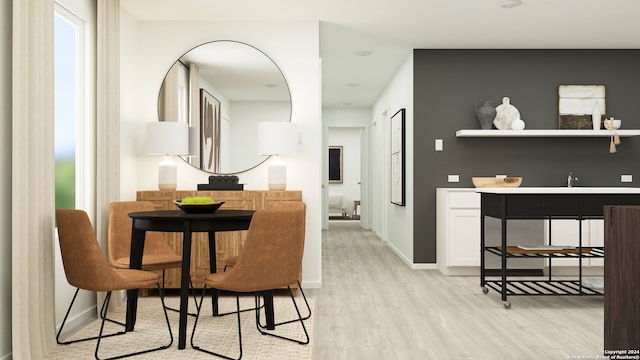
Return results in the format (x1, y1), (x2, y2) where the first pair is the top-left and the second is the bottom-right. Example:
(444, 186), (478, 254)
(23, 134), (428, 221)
(482, 279), (604, 308)
(482, 279), (604, 297)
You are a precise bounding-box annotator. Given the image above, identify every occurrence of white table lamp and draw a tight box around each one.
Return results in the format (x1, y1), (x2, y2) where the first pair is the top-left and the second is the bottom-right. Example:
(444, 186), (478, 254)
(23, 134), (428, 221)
(147, 122), (189, 191)
(257, 122), (298, 191)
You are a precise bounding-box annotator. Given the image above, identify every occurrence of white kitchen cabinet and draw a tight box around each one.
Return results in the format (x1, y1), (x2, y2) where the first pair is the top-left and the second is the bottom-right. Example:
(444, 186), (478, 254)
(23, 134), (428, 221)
(436, 189), (481, 275)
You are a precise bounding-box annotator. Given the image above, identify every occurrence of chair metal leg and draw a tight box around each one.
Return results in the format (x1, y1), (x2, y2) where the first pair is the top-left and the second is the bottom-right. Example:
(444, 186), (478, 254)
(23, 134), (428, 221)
(255, 285), (310, 345)
(212, 290), (265, 317)
(257, 281), (311, 328)
(161, 271), (198, 316)
(57, 288), (126, 345)
(100, 271), (197, 327)
(58, 285), (173, 360)
(212, 266), (264, 317)
(191, 286), (243, 360)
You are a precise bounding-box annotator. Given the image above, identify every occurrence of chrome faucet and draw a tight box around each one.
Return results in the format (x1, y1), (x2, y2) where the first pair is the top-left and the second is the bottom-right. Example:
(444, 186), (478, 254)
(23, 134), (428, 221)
(567, 172), (579, 187)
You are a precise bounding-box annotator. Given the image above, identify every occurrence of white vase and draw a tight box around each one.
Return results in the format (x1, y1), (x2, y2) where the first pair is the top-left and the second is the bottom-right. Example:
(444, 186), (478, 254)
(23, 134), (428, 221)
(592, 103), (601, 130)
(493, 97), (520, 130)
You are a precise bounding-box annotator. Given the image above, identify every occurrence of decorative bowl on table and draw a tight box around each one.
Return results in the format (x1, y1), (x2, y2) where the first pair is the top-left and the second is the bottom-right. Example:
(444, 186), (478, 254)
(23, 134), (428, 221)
(173, 200), (225, 213)
(472, 177), (523, 188)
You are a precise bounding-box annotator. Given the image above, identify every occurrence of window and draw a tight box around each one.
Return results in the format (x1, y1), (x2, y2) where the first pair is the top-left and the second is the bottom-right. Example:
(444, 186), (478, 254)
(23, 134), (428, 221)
(54, 6), (82, 210)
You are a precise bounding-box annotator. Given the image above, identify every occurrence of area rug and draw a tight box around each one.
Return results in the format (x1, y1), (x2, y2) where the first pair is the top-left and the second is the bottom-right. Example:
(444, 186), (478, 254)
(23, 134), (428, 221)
(46, 292), (314, 359)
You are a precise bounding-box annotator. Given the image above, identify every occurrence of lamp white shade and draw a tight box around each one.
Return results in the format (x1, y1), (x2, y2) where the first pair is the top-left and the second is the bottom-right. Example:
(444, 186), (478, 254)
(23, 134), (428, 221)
(146, 122), (189, 191)
(257, 122), (298, 156)
(257, 122), (298, 191)
(146, 121), (189, 155)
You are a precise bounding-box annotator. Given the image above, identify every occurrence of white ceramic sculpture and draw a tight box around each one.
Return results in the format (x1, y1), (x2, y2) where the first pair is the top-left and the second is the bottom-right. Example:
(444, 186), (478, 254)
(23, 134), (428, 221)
(493, 97), (521, 130)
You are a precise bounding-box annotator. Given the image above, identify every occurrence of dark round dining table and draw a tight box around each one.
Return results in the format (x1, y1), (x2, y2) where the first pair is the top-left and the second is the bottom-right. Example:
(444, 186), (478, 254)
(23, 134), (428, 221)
(125, 209), (265, 350)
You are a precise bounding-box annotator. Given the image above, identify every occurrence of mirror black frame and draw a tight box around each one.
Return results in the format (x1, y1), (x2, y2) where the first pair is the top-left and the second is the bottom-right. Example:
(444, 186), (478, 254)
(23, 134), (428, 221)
(157, 40), (292, 175)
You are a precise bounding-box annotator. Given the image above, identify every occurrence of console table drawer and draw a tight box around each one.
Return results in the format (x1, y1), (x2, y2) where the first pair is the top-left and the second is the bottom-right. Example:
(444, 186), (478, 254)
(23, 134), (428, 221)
(506, 195), (580, 217)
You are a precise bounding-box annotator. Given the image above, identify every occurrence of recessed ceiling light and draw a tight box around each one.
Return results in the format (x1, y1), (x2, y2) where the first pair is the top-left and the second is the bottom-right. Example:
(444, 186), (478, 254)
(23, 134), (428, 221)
(501, 0), (523, 8)
(355, 50), (373, 57)
(346, 83), (360, 87)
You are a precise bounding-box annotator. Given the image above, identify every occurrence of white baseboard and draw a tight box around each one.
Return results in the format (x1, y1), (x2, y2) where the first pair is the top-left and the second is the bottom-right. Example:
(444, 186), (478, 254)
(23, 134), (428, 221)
(437, 265), (480, 276)
(56, 305), (97, 338)
(300, 280), (321, 289)
(386, 242), (437, 270)
(411, 263), (438, 270)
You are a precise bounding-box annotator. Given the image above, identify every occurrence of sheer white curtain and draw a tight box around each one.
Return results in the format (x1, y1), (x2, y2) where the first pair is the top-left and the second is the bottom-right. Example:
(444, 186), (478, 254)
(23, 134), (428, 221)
(11, 0), (121, 357)
(96, 0), (121, 308)
(96, 0), (120, 262)
(12, 0), (56, 357)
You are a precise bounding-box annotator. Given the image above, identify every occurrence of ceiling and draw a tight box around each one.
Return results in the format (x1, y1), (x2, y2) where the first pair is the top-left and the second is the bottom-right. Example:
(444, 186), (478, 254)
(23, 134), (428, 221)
(121, 0), (640, 108)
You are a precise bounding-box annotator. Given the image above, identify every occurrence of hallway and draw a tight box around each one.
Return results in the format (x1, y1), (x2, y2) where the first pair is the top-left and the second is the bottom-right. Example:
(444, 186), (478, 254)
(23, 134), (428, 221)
(312, 221), (603, 359)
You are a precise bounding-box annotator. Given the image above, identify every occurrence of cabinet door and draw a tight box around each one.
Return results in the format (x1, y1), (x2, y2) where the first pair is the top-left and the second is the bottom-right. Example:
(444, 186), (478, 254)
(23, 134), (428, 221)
(448, 209), (481, 266)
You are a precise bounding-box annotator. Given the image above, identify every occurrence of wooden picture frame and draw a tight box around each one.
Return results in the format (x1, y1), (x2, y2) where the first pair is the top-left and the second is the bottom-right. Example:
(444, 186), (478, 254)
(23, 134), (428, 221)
(328, 146), (343, 183)
(200, 89), (221, 173)
(391, 108), (406, 206)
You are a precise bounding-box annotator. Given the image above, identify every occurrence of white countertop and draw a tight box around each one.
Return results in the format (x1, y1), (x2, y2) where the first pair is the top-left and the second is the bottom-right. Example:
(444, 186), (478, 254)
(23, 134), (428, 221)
(475, 187), (640, 194)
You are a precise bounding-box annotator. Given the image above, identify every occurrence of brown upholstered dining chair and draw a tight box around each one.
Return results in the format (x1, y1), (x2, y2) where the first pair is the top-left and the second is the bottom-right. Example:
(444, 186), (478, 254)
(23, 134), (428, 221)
(55, 208), (173, 359)
(108, 201), (195, 316)
(191, 203), (309, 359)
(221, 201), (311, 323)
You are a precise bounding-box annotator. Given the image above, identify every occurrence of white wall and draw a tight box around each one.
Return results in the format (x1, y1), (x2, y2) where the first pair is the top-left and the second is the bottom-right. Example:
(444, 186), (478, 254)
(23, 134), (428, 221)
(119, 17), (323, 287)
(1, 1), (11, 358)
(324, 107), (371, 127)
(228, 101), (289, 173)
(372, 53), (416, 266)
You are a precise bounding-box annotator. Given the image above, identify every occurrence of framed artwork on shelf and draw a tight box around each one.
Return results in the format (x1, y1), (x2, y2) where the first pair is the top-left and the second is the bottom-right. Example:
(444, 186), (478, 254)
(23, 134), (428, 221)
(200, 89), (221, 173)
(558, 85), (606, 129)
(328, 146), (343, 183)
(391, 108), (406, 206)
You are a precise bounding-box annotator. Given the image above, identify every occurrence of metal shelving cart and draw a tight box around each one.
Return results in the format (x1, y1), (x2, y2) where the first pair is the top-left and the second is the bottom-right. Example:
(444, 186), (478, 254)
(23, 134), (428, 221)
(477, 188), (640, 308)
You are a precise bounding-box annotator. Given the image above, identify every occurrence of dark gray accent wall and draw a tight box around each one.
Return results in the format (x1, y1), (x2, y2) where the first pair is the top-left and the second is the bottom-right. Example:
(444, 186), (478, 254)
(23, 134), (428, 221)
(414, 49), (640, 263)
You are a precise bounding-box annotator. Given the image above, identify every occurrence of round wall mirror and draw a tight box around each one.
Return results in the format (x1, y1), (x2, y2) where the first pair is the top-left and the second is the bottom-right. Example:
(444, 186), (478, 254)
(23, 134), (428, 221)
(158, 40), (291, 174)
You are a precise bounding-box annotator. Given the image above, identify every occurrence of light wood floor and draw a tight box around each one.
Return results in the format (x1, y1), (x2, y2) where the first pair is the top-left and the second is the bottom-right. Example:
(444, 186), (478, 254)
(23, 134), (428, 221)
(311, 221), (603, 359)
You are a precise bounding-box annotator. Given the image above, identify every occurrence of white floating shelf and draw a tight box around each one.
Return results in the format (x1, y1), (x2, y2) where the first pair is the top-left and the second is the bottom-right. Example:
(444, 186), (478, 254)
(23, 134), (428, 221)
(456, 129), (640, 138)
